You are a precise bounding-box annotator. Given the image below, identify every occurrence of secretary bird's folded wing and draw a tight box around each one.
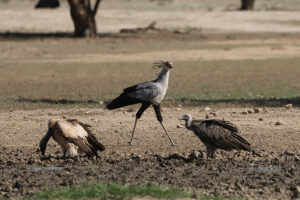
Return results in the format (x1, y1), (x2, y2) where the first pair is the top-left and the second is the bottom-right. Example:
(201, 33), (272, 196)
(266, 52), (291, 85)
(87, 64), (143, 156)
(128, 82), (159, 102)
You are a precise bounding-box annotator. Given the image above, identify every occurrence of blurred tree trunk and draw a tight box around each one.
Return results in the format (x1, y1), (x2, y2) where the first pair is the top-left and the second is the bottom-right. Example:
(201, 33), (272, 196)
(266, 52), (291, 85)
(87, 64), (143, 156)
(240, 0), (255, 10)
(67, 0), (102, 37)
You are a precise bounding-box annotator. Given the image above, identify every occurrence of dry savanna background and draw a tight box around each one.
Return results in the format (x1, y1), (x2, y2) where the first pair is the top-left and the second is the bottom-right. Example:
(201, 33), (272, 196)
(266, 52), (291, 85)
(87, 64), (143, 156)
(0, 0), (300, 199)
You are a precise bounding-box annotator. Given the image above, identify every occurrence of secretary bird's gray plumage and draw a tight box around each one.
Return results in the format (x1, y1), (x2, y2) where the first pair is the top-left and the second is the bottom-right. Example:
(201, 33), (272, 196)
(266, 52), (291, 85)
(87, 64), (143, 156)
(107, 61), (175, 146)
(179, 114), (251, 158)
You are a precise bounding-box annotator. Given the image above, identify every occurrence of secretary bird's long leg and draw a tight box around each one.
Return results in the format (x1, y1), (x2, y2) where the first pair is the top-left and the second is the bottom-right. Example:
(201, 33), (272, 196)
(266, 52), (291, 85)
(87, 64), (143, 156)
(153, 104), (175, 146)
(129, 118), (138, 146)
(129, 103), (150, 146)
(159, 121), (175, 146)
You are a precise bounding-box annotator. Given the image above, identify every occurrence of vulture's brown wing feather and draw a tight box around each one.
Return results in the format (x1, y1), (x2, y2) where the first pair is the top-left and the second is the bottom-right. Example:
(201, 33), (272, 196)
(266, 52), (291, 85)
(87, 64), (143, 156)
(66, 119), (92, 127)
(67, 120), (105, 155)
(57, 121), (96, 157)
(77, 122), (105, 152)
(206, 119), (250, 146)
(205, 120), (238, 132)
(64, 136), (95, 157)
(191, 119), (251, 151)
(86, 132), (105, 152)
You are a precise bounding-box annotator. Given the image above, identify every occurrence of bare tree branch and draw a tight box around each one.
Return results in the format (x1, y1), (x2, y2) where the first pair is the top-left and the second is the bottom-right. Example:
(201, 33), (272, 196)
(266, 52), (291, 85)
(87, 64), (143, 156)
(92, 0), (102, 17)
(87, 0), (92, 12)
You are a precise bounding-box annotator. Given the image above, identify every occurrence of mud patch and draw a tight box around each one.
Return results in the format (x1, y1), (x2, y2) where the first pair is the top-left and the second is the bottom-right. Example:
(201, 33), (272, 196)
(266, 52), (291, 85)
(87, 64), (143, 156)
(0, 107), (299, 199)
(0, 147), (299, 199)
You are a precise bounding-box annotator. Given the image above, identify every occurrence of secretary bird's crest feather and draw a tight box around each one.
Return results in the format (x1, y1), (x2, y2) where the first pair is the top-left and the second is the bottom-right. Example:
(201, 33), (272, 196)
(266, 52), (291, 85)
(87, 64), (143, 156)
(152, 61), (165, 69)
(152, 61), (173, 75)
(152, 61), (163, 75)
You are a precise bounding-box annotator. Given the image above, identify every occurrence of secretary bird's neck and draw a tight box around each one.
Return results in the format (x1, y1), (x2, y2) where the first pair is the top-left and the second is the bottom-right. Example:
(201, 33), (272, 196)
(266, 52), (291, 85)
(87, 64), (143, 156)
(155, 67), (170, 84)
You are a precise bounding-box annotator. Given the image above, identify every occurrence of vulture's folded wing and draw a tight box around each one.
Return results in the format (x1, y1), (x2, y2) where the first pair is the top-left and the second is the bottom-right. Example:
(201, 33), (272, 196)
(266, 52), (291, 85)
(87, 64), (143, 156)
(192, 120), (251, 151)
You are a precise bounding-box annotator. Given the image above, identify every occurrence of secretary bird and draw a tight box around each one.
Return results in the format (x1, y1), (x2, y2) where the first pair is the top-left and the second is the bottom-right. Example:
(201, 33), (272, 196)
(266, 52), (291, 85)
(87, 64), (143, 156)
(107, 61), (175, 146)
(179, 114), (251, 158)
(40, 119), (105, 158)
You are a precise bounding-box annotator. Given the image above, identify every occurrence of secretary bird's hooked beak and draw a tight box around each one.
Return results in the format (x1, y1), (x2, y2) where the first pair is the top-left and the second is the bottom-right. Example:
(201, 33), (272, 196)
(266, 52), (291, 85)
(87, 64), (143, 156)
(165, 61), (173, 69)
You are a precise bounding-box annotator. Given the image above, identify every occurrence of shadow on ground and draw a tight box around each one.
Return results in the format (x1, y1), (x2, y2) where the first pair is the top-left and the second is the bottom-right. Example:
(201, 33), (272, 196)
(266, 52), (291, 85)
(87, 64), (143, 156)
(16, 97), (98, 105)
(14, 96), (300, 107)
(0, 32), (126, 40)
(167, 96), (300, 107)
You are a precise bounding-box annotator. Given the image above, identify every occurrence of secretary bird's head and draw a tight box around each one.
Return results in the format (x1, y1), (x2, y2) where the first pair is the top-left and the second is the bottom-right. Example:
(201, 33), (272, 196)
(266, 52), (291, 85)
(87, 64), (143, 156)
(153, 61), (173, 70)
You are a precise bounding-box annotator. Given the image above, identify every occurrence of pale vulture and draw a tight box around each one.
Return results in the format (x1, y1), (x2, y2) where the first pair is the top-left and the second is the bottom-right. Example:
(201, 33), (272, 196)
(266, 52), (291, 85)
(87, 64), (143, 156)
(40, 119), (105, 157)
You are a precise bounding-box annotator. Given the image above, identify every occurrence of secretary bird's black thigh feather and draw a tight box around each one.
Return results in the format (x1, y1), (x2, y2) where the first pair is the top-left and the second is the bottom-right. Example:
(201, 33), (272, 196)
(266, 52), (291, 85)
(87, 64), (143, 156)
(136, 103), (151, 118)
(106, 93), (142, 109)
(153, 104), (163, 122)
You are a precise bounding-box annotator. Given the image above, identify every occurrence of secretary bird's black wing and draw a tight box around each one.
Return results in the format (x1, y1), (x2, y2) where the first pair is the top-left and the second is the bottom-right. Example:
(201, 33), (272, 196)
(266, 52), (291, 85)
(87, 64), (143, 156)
(107, 81), (159, 109)
(123, 84), (139, 93)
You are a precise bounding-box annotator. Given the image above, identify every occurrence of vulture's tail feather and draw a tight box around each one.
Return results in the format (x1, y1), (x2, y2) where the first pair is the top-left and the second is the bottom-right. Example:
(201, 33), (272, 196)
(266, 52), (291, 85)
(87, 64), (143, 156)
(87, 134), (105, 152)
(78, 122), (106, 153)
(106, 93), (142, 110)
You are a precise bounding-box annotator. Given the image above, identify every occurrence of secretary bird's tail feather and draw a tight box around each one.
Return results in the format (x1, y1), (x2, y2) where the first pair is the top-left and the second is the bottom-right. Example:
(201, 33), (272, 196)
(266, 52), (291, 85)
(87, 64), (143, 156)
(106, 93), (142, 110)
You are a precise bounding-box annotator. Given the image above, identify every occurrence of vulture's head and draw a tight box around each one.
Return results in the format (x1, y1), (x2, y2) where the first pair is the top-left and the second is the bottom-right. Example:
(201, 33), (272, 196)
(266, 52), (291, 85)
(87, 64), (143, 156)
(179, 114), (193, 129)
(39, 119), (57, 156)
(179, 114), (192, 121)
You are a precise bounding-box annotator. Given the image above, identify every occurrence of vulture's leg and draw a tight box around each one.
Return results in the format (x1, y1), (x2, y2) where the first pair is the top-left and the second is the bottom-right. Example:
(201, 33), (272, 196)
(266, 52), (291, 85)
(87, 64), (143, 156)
(129, 103), (150, 145)
(63, 149), (67, 158)
(153, 104), (175, 146)
(205, 144), (216, 158)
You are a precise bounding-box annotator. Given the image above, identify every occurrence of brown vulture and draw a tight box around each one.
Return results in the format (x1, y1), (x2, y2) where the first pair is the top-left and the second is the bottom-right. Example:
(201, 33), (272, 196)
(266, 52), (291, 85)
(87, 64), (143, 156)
(179, 114), (251, 158)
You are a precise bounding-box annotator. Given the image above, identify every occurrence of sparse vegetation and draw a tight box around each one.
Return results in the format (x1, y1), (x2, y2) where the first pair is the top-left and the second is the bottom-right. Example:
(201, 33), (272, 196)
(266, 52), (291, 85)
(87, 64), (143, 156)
(30, 183), (238, 200)
(31, 183), (194, 200)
